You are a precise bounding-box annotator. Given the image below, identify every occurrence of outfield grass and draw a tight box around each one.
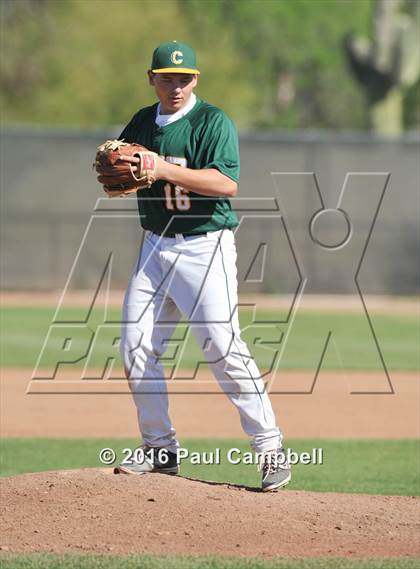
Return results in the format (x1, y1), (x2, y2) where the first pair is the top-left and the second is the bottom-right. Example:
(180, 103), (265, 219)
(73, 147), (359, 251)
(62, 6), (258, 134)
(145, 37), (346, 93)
(1, 438), (419, 496)
(0, 553), (419, 569)
(1, 307), (418, 370)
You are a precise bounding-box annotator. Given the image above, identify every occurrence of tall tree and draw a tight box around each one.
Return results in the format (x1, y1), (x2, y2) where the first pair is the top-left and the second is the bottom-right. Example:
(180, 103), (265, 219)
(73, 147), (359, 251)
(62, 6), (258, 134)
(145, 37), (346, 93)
(345, 0), (420, 135)
(0, 0), (253, 127)
(182, 0), (372, 129)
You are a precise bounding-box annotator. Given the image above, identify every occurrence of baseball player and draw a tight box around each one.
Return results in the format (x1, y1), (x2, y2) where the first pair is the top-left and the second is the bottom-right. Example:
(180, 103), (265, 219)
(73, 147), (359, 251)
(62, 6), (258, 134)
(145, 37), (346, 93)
(106, 41), (291, 491)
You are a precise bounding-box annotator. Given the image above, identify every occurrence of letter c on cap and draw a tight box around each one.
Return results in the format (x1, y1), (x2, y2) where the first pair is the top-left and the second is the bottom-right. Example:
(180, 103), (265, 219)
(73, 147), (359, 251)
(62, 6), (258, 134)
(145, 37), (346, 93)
(171, 50), (183, 64)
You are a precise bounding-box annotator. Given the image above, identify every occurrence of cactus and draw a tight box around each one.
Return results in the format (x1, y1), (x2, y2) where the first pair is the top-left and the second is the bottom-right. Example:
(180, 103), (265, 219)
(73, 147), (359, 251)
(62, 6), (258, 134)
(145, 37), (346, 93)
(344, 0), (420, 135)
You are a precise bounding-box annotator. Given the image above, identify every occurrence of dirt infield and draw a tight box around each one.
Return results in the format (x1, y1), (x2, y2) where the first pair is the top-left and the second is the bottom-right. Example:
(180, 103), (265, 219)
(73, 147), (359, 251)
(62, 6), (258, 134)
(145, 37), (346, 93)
(1, 469), (419, 558)
(2, 362), (419, 561)
(2, 369), (418, 438)
(2, 291), (419, 314)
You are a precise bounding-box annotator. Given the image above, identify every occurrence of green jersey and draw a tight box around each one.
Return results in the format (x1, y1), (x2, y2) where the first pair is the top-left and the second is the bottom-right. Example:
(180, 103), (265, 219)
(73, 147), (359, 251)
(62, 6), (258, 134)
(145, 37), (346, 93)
(119, 97), (239, 235)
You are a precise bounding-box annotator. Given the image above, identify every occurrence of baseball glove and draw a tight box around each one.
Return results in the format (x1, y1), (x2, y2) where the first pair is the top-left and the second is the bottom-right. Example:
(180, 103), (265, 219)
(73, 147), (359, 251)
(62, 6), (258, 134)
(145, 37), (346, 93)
(95, 139), (158, 197)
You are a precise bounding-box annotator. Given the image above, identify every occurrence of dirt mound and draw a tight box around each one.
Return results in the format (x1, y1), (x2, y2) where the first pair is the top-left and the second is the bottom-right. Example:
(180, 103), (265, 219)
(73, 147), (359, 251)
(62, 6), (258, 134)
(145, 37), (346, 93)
(1, 469), (419, 559)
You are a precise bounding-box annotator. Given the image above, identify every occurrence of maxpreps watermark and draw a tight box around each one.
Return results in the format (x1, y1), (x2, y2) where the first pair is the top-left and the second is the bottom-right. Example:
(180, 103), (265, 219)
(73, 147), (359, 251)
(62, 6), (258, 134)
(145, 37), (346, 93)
(99, 446), (324, 466)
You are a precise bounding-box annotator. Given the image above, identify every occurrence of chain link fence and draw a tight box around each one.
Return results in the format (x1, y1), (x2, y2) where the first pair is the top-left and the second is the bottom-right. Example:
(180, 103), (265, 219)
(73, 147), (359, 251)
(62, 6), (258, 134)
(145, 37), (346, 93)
(1, 128), (418, 294)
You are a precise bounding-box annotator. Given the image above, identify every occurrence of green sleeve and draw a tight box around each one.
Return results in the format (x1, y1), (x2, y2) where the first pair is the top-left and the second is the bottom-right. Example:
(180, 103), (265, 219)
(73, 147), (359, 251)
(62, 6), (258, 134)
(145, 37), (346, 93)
(118, 115), (137, 142)
(198, 112), (240, 182)
(118, 106), (155, 142)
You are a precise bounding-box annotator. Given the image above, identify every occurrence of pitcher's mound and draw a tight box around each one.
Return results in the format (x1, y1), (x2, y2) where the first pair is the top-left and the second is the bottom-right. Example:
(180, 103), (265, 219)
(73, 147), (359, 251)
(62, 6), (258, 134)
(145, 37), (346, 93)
(1, 469), (419, 558)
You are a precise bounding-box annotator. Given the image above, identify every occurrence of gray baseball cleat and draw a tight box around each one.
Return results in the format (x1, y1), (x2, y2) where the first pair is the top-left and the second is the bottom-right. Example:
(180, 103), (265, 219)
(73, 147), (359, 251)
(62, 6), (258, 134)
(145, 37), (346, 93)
(116, 446), (179, 475)
(260, 448), (291, 492)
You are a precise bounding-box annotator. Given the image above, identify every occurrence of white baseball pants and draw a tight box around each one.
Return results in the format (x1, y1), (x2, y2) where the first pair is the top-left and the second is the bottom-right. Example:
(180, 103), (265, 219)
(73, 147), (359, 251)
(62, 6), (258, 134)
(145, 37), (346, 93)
(121, 229), (282, 454)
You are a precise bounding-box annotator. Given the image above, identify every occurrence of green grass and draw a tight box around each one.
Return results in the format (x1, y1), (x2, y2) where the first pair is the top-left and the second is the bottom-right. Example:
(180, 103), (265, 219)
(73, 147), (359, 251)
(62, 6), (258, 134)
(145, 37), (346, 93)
(0, 554), (419, 569)
(1, 307), (419, 370)
(1, 438), (419, 496)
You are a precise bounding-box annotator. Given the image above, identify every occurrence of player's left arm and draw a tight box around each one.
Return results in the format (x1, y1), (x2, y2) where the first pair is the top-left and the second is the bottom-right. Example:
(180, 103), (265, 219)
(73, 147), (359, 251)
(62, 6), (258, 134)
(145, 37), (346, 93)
(118, 156), (237, 197)
(118, 155), (237, 197)
(156, 161), (238, 197)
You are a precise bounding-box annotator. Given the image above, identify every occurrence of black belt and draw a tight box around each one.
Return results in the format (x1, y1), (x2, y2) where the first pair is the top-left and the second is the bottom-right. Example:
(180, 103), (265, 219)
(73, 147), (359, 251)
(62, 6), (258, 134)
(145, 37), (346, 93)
(150, 230), (208, 238)
(150, 228), (231, 238)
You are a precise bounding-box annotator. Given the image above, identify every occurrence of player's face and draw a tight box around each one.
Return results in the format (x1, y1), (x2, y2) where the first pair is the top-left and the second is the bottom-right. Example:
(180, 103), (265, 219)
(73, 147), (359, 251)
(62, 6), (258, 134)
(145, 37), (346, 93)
(149, 72), (198, 114)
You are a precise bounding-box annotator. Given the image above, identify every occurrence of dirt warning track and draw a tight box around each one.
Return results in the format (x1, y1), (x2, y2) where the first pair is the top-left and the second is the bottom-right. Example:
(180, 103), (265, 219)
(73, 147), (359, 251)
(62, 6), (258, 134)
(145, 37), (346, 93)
(1, 369), (418, 439)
